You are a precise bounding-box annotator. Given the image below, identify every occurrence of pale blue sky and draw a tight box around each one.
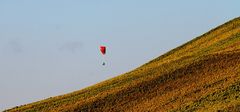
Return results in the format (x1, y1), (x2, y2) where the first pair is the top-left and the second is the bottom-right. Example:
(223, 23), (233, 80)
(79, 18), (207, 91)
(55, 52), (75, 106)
(0, 0), (239, 110)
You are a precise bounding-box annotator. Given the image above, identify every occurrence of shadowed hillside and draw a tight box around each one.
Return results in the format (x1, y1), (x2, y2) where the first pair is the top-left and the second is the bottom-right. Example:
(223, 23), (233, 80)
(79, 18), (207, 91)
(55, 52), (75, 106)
(5, 17), (240, 112)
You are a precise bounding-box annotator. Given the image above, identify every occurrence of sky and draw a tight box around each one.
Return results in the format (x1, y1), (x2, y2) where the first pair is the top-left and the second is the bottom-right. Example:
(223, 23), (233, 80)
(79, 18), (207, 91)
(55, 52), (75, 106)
(0, 0), (239, 110)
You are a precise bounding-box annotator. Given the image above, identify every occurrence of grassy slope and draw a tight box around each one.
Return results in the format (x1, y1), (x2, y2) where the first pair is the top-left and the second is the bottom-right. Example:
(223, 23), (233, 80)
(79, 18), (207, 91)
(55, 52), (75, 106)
(6, 17), (240, 112)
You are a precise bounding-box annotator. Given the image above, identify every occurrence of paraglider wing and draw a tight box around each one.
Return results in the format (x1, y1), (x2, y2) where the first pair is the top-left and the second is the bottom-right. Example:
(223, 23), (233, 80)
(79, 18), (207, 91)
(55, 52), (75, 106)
(100, 46), (106, 55)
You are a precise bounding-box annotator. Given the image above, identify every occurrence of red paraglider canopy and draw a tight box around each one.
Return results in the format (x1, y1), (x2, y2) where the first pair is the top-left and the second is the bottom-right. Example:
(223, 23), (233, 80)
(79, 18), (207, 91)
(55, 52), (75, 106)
(100, 46), (106, 55)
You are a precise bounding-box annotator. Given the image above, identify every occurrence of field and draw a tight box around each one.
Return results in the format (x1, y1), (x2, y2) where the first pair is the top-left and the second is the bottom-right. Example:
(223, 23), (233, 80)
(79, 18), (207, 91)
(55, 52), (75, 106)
(5, 17), (240, 112)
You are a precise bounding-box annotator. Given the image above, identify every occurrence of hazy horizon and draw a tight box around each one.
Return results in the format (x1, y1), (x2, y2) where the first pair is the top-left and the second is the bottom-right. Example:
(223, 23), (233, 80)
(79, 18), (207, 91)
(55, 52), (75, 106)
(1, 0), (240, 110)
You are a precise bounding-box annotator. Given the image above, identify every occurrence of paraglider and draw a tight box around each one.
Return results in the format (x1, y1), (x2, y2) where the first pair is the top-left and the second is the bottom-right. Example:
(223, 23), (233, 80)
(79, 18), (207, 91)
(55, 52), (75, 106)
(100, 46), (106, 66)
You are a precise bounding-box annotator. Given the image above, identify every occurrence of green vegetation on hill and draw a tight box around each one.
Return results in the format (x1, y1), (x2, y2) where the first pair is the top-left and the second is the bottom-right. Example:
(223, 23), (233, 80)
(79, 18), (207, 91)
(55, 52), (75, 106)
(5, 17), (240, 112)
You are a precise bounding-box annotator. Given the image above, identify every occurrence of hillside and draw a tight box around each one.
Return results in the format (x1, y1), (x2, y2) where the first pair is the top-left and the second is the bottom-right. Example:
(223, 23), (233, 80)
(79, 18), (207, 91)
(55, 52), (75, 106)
(6, 17), (240, 112)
